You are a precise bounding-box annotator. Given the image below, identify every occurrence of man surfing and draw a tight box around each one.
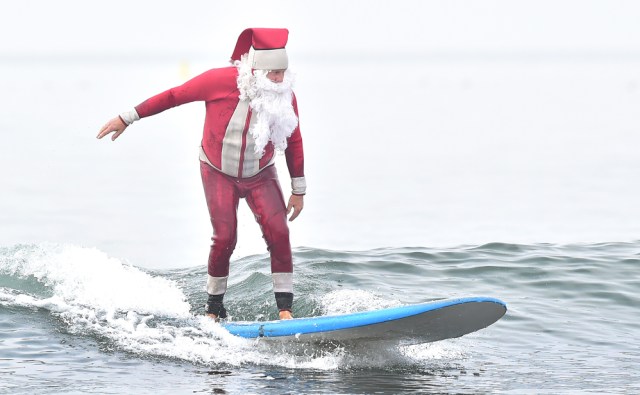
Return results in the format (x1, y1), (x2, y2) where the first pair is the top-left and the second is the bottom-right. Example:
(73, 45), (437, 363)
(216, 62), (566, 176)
(97, 28), (305, 321)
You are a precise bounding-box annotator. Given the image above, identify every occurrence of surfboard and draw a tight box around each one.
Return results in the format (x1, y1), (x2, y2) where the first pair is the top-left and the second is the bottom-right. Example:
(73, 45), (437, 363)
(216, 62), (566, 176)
(221, 297), (506, 345)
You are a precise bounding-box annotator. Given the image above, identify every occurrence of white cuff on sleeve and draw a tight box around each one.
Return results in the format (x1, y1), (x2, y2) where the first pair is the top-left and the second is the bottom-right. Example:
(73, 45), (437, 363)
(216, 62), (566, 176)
(119, 108), (140, 125)
(291, 176), (306, 195)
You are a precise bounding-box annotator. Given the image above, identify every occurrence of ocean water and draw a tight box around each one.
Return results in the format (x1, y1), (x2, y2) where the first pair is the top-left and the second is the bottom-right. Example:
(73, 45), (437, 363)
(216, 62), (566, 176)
(1, 54), (640, 393)
(1, 242), (639, 394)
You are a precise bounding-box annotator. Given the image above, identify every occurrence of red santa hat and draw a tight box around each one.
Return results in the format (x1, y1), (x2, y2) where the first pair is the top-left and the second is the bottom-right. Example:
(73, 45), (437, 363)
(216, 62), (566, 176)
(231, 28), (289, 70)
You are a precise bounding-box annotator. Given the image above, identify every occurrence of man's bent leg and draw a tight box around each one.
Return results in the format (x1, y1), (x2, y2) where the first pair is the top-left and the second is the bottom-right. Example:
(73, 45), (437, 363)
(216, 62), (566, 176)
(201, 162), (239, 318)
(245, 167), (294, 317)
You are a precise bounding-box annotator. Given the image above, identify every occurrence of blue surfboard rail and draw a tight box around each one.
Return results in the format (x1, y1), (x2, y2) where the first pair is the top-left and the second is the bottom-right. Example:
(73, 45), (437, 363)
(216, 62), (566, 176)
(221, 296), (506, 340)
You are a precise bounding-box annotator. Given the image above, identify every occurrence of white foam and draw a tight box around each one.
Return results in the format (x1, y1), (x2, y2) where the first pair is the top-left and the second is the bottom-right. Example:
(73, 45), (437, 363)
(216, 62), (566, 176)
(1, 243), (190, 316)
(0, 243), (263, 365)
(400, 341), (466, 361)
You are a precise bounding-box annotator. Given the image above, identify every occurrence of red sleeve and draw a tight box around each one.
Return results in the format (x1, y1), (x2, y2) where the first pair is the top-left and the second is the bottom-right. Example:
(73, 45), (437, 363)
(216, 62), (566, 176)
(285, 93), (305, 178)
(134, 67), (234, 118)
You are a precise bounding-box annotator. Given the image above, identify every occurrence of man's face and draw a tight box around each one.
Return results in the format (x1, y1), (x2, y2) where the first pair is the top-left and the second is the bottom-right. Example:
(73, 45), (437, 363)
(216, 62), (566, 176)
(266, 69), (286, 83)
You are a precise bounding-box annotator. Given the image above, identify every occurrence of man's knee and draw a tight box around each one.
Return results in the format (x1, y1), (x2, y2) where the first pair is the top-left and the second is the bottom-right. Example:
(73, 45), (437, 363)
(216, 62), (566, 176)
(263, 214), (290, 245)
(208, 225), (237, 277)
(211, 222), (238, 253)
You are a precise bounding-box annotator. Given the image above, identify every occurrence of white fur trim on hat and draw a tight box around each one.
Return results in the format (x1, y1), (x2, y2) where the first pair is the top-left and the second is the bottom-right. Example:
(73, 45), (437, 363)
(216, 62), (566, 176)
(248, 47), (288, 70)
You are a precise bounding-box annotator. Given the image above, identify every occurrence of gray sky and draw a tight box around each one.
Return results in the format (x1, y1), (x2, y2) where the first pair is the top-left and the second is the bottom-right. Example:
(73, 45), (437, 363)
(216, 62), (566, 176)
(2, 0), (640, 57)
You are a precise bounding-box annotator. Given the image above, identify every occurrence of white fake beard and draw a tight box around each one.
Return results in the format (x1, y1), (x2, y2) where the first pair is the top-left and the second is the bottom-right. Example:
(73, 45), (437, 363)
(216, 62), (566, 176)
(236, 56), (298, 157)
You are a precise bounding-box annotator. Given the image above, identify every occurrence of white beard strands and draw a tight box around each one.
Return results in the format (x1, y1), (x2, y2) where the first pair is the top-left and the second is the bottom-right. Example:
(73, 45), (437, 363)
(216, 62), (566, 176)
(235, 56), (299, 157)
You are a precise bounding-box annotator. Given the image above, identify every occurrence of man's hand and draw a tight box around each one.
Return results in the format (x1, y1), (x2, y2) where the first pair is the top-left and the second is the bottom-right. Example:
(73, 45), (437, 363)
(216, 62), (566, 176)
(97, 117), (128, 141)
(286, 194), (304, 222)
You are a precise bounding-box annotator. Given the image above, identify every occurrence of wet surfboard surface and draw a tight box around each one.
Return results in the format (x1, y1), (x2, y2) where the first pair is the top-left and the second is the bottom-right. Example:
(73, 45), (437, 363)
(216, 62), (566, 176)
(221, 297), (507, 345)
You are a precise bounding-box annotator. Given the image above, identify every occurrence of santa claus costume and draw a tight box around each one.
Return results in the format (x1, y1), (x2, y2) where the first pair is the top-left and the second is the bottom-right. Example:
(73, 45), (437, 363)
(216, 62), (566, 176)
(118, 28), (305, 318)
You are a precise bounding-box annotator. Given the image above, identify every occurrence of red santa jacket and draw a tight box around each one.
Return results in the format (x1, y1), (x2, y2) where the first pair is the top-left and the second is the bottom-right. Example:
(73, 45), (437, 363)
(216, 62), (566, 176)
(134, 66), (305, 187)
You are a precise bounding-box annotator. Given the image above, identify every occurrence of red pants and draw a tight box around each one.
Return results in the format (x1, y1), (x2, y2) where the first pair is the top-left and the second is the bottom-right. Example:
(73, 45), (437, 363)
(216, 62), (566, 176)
(200, 162), (293, 284)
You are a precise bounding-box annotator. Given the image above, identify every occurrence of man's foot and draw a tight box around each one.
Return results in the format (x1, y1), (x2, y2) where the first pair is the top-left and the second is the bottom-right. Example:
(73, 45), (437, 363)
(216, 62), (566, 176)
(279, 310), (293, 320)
(206, 313), (221, 322)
